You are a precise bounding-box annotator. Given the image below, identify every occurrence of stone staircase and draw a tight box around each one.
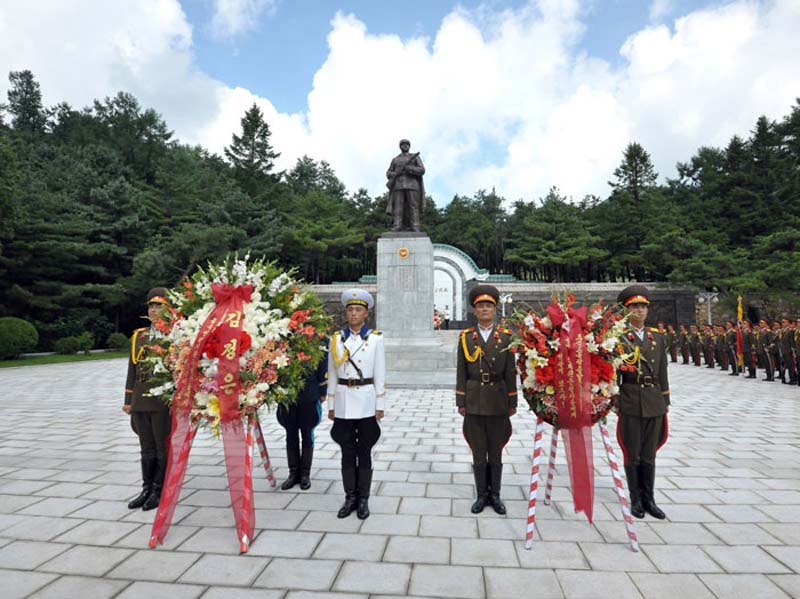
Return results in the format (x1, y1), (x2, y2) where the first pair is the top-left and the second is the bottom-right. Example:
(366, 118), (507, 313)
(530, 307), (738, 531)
(385, 329), (461, 389)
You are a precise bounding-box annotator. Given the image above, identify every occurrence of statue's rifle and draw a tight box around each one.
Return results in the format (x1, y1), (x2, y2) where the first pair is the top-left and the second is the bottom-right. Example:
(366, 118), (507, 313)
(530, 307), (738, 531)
(386, 152), (420, 190)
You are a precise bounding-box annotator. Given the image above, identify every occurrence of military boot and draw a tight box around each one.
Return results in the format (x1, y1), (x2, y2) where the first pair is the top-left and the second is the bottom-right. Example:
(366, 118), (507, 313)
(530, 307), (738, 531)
(128, 455), (155, 509)
(281, 447), (301, 490)
(356, 468), (373, 520)
(337, 468), (358, 518)
(624, 466), (645, 519)
(639, 463), (666, 520)
(142, 454), (167, 511)
(487, 463), (507, 515)
(470, 464), (489, 514)
(299, 445), (313, 491)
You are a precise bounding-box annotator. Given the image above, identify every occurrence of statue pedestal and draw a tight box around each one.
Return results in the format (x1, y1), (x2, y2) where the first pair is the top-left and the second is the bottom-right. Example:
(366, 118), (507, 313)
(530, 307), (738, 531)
(377, 233), (456, 388)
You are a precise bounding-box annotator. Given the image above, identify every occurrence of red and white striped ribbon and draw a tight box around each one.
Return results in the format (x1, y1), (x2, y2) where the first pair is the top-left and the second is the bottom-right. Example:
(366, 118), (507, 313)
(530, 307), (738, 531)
(253, 412), (277, 487)
(598, 421), (639, 552)
(543, 427), (559, 506)
(240, 414), (255, 553)
(525, 416), (545, 549)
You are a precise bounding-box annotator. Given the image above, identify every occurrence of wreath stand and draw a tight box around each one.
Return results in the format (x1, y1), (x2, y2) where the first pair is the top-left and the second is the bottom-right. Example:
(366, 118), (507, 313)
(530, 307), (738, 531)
(149, 410), (277, 553)
(524, 416), (639, 552)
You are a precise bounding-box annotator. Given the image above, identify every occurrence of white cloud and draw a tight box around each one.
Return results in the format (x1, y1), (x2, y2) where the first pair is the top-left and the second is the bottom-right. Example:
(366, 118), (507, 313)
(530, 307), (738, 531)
(210, 0), (277, 40)
(0, 0), (799, 206)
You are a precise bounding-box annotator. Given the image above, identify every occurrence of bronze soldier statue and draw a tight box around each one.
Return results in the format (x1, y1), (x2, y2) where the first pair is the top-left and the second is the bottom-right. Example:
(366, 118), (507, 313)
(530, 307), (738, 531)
(385, 139), (425, 232)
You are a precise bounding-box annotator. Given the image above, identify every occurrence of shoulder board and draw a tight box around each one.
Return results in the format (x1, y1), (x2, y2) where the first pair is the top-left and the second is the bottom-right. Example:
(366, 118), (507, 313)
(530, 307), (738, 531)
(465, 327), (475, 333)
(370, 330), (382, 336)
(499, 327), (513, 335)
(648, 327), (660, 333)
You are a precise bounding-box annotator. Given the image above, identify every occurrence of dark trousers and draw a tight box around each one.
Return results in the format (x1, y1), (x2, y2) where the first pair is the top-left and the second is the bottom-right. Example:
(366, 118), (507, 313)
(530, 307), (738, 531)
(277, 402), (322, 451)
(463, 414), (511, 465)
(331, 417), (381, 470)
(131, 410), (171, 460)
(616, 413), (666, 467)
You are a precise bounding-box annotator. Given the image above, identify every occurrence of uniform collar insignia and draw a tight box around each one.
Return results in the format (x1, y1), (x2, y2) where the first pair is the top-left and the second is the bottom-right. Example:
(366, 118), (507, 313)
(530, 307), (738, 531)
(343, 325), (371, 340)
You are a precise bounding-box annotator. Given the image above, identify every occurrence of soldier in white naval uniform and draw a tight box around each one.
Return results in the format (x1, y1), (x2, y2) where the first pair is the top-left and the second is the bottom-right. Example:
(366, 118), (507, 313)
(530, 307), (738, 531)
(328, 288), (386, 520)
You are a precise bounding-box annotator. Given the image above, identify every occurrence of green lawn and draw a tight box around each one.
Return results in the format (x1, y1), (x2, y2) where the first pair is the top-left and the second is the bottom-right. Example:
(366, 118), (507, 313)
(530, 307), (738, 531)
(0, 351), (128, 368)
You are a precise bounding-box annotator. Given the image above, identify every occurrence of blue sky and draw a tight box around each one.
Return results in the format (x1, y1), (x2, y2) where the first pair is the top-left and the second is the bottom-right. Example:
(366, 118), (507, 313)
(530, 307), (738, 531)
(2, 1), (799, 204)
(182, 0), (715, 115)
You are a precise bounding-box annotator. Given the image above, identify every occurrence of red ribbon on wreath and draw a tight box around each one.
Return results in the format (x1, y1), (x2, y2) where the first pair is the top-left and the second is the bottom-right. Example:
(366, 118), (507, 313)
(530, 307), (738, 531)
(549, 303), (595, 523)
(151, 283), (255, 550)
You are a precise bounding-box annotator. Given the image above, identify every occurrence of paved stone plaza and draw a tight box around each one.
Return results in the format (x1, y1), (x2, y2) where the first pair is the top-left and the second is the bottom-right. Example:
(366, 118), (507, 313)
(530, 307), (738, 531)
(1, 360), (800, 598)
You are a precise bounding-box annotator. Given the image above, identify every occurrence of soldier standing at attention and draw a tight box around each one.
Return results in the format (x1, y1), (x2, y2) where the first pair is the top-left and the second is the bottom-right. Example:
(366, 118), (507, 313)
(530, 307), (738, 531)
(456, 285), (518, 515)
(328, 289), (386, 520)
(742, 321), (757, 378)
(678, 324), (690, 364)
(616, 285), (669, 520)
(665, 324), (678, 363)
(725, 321), (739, 376)
(689, 324), (702, 366)
(277, 349), (328, 491)
(123, 288), (172, 511)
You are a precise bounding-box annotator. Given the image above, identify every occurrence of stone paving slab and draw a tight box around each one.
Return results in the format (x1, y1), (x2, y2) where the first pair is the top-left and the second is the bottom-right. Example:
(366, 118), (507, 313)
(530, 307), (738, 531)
(2, 359), (800, 597)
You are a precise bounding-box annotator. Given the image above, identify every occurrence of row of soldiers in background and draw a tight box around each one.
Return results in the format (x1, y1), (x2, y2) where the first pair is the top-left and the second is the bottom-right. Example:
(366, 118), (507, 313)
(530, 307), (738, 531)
(659, 319), (800, 385)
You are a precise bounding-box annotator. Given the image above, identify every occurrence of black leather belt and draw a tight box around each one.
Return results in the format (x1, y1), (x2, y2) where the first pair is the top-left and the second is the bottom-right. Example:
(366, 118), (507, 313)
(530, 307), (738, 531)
(478, 371), (498, 384)
(338, 378), (374, 387)
(622, 375), (658, 387)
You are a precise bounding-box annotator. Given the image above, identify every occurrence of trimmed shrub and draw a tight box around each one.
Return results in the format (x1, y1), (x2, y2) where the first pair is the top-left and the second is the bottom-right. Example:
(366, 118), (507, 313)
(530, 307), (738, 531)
(0, 317), (39, 359)
(107, 332), (129, 351)
(54, 336), (80, 355)
(75, 332), (94, 354)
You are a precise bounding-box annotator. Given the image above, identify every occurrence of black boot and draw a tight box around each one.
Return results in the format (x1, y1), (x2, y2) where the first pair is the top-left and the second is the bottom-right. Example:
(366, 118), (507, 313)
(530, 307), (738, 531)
(356, 468), (372, 520)
(639, 463), (666, 520)
(487, 463), (507, 515)
(470, 464), (489, 514)
(281, 447), (301, 490)
(624, 466), (645, 519)
(337, 468), (358, 518)
(142, 455), (167, 511)
(128, 455), (155, 509)
(299, 445), (313, 491)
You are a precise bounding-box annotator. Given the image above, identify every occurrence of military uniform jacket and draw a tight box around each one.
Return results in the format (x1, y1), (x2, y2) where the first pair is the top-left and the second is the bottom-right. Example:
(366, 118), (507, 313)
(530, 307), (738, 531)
(124, 327), (168, 413)
(456, 327), (518, 415)
(617, 328), (670, 418)
(327, 328), (386, 419)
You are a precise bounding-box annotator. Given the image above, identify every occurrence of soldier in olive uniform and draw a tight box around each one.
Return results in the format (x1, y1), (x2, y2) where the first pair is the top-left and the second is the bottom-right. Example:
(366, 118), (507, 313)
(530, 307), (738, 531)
(757, 320), (775, 382)
(779, 318), (797, 384)
(703, 325), (715, 368)
(666, 324), (678, 363)
(689, 325), (702, 366)
(678, 324), (690, 364)
(616, 285), (669, 520)
(742, 321), (757, 378)
(456, 285), (518, 515)
(123, 288), (172, 511)
(725, 321), (739, 376)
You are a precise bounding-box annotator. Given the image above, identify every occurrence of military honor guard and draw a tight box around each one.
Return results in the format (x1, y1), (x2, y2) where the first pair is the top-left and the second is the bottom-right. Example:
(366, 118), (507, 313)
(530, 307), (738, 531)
(277, 348), (328, 490)
(616, 285), (669, 520)
(123, 288), (172, 511)
(328, 289), (386, 520)
(742, 321), (758, 378)
(665, 324), (678, 363)
(678, 324), (691, 364)
(456, 285), (518, 515)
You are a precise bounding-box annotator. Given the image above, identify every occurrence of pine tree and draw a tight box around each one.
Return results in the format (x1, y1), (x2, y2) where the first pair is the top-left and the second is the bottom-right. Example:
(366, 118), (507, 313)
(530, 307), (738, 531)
(6, 70), (47, 133)
(224, 103), (280, 194)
